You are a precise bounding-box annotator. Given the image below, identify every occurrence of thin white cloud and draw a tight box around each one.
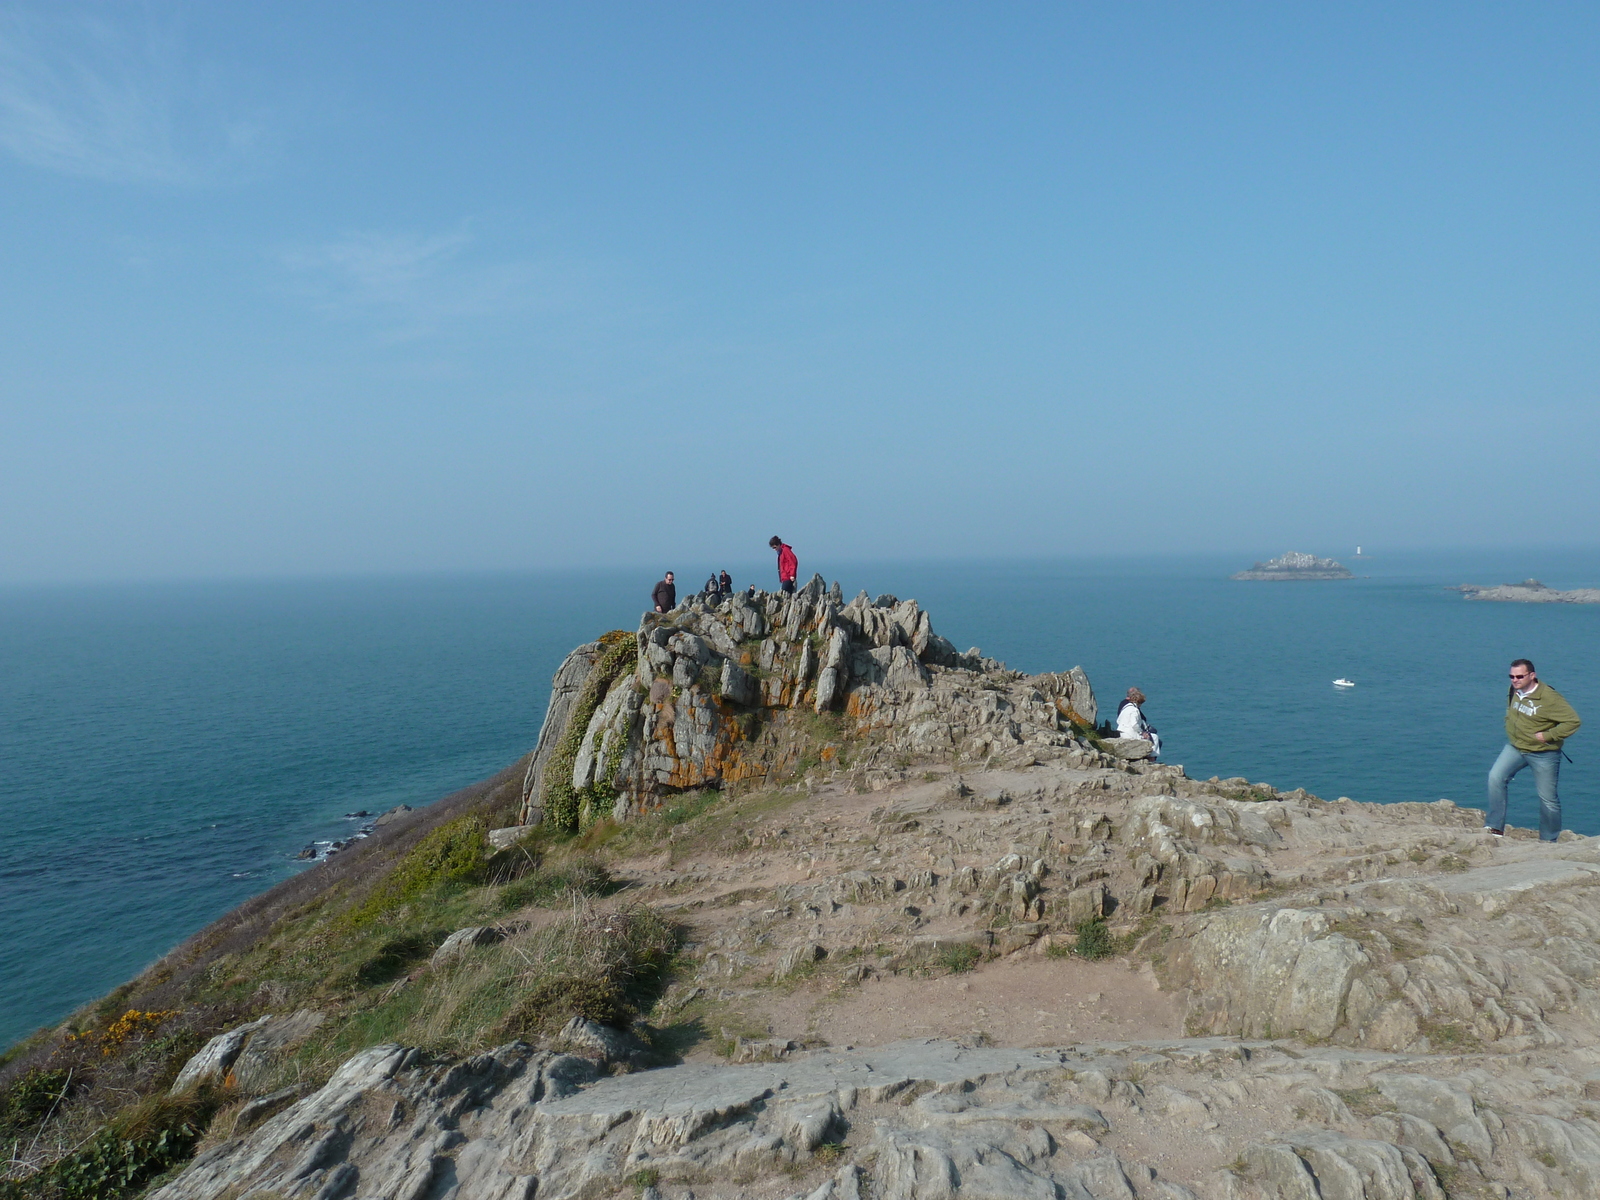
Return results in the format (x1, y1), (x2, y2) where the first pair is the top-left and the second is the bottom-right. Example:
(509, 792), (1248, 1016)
(0, 6), (256, 184)
(279, 227), (558, 341)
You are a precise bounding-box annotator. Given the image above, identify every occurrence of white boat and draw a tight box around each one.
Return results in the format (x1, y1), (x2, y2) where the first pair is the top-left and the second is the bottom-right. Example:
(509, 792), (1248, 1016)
(1333, 678), (1355, 688)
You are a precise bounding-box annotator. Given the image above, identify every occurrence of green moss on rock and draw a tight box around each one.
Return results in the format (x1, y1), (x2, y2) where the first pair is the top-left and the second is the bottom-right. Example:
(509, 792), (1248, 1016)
(543, 633), (638, 834)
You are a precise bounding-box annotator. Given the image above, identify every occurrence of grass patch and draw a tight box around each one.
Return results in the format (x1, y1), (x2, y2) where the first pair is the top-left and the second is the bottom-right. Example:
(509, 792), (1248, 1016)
(661, 790), (721, 826)
(1419, 1019), (1481, 1052)
(348, 933), (442, 988)
(1209, 782), (1279, 803)
(494, 905), (679, 1040)
(1332, 1086), (1394, 1117)
(934, 944), (981, 974)
(498, 857), (612, 910)
(1072, 919), (1116, 959)
(343, 816), (491, 929)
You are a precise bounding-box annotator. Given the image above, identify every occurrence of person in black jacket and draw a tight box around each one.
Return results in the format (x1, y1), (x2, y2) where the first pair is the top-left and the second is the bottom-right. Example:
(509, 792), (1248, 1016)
(652, 572), (676, 613)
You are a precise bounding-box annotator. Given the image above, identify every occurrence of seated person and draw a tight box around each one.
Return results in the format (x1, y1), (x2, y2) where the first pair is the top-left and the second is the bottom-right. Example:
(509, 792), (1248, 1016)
(1116, 687), (1161, 758)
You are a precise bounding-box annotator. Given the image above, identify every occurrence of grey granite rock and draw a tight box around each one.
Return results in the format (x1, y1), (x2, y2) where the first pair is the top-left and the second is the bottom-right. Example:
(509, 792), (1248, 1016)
(169, 1015), (273, 1093)
(519, 640), (605, 824)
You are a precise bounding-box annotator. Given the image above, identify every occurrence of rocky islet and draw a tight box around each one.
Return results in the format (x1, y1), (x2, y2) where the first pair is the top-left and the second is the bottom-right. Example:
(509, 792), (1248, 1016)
(1453, 579), (1600, 604)
(1230, 552), (1354, 581)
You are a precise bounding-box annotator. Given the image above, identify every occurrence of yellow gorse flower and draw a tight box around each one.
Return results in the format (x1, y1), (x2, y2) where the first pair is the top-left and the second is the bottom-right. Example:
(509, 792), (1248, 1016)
(71, 1008), (182, 1056)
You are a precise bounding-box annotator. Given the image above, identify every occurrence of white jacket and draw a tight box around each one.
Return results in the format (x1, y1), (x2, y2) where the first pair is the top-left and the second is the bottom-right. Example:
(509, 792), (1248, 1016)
(1116, 701), (1149, 740)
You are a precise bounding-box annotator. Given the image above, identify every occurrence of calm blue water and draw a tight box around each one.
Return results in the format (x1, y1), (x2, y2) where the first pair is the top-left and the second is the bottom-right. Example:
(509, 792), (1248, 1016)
(5, 551), (1599, 1048)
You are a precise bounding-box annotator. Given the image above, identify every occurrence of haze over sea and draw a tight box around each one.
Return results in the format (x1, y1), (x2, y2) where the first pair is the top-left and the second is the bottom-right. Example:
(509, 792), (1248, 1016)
(5, 549), (1600, 1049)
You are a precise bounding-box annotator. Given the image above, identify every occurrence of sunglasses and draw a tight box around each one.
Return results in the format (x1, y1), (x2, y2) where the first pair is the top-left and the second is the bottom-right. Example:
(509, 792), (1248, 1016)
(1509, 672), (1532, 679)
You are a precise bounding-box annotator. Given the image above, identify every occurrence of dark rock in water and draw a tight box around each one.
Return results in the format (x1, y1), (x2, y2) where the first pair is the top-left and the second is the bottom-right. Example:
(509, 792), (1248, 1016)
(344, 810), (370, 818)
(294, 844), (317, 860)
(1231, 551), (1352, 581)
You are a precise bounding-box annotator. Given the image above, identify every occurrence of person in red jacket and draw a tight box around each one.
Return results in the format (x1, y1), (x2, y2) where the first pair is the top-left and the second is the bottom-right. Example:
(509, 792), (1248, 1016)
(769, 536), (797, 594)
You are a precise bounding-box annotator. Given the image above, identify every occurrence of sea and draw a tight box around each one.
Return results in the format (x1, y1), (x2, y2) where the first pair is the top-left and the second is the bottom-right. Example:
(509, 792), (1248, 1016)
(5, 550), (1600, 1050)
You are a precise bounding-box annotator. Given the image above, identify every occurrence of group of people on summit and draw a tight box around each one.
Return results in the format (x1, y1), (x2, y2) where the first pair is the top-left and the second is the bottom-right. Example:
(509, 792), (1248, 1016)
(651, 536), (798, 614)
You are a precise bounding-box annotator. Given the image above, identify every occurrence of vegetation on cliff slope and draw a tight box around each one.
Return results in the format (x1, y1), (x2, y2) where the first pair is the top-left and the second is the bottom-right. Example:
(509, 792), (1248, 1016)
(0, 751), (786, 1197)
(542, 631), (638, 833)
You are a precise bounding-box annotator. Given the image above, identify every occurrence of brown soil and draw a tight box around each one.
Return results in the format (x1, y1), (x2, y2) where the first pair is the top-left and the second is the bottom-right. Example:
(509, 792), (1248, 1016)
(698, 953), (1182, 1056)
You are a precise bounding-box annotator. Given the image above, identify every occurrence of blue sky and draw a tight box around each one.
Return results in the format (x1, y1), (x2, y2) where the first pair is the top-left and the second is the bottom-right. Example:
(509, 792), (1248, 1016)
(2, 2), (1597, 583)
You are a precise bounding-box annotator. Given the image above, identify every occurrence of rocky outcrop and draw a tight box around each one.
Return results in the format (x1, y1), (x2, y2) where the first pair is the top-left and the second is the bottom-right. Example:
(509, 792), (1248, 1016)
(170, 1010), (326, 1094)
(153, 1021), (1600, 1200)
(1455, 579), (1600, 603)
(517, 641), (609, 824)
(519, 576), (1103, 829)
(131, 588), (1600, 1200)
(1231, 552), (1353, 581)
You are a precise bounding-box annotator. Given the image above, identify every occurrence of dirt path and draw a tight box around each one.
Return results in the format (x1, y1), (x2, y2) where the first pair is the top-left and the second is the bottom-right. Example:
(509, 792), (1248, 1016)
(705, 953), (1182, 1054)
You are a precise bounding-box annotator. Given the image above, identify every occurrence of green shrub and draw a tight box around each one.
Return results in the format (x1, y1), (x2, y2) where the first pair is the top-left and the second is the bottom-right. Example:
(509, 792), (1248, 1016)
(1073, 918), (1115, 960)
(5, 1092), (215, 1200)
(0, 1067), (70, 1137)
(498, 857), (611, 910)
(347, 816), (490, 926)
(543, 634), (639, 833)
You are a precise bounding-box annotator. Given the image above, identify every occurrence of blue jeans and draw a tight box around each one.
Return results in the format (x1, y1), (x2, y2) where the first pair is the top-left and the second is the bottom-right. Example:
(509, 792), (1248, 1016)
(1486, 743), (1562, 841)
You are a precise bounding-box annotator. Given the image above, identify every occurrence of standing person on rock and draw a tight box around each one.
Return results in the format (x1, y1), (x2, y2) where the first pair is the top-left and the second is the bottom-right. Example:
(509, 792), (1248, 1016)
(1486, 659), (1580, 841)
(1116, 688), (1161, 758)
(770, 536), (798, 595)
(719, 570), (732, 598)
(652, 572), (676, 613)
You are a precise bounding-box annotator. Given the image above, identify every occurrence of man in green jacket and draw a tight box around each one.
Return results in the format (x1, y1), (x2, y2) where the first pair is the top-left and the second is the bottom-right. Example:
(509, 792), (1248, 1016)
(1486, 658), (1581, 841)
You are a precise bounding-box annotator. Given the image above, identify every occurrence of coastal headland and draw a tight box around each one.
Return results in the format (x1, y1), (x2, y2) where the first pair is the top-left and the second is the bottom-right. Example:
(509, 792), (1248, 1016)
(1454, 579), (1600, 604)
(1230, 552), (1354, 581)
(6, 579), (1600, 1200)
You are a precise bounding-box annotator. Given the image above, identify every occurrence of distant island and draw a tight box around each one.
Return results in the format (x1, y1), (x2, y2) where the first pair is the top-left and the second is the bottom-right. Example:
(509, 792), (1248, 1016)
(1454, 578), (1600, 604)
(1230, 551), (1353, 581)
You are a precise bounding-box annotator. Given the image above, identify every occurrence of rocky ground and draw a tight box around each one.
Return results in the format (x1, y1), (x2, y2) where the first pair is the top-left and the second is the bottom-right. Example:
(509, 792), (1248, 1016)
(151, 750), (1600, 1200)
